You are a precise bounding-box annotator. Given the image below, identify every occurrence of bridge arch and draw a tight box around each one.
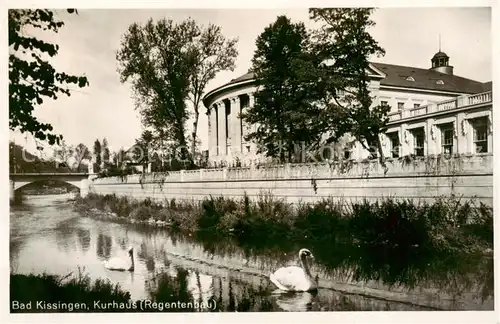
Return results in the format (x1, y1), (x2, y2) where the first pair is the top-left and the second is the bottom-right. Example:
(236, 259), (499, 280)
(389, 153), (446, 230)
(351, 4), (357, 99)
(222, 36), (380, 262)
(12, 179), (83, 191)
(9, 173), (92, 200)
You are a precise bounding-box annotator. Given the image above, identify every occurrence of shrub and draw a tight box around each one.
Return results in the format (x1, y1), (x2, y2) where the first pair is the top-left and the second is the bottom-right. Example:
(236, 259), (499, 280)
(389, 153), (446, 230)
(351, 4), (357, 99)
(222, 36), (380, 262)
(10, 271), (130, 313)
(77, 192), (493, 257)
(130, 206), (153, 221)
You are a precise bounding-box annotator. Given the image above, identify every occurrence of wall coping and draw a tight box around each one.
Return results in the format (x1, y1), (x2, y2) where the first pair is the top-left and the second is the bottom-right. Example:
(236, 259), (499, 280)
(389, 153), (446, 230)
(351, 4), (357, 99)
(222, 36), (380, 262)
(92, 153), (492, 184)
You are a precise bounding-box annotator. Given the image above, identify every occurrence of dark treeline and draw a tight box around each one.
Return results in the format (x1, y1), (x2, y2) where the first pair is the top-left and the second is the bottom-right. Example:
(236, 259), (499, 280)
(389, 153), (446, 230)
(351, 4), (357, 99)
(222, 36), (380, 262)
(9, 142), (87, 174)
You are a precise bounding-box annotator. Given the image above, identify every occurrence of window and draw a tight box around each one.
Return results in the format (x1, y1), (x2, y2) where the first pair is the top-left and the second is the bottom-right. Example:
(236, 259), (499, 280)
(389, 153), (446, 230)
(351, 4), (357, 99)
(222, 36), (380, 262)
(343, 149), (351, 160)
(387, 132), (400, 158)
(436, 80), (444, 85)
(412, 128), (425, 156)
(397, 102), (405, 110)
(406, 76), (415, 81)
(380, 100), (388, 106)
(413, 103), (421, 108)
(440, 123), (454, 155)
(472, 118), (488, 153)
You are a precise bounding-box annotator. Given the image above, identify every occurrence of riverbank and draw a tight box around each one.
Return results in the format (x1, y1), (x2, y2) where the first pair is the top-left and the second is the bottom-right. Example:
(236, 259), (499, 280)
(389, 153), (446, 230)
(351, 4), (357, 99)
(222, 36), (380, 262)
(11, 193), (493, 311)
(75, 193), (493, 257)
(10, 270), (220, 313)
(10, 272), (130, 313)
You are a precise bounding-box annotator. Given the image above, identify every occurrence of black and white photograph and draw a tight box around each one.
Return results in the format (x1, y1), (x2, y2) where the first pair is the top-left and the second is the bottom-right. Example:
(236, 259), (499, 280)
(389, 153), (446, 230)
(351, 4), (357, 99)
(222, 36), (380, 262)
(5, 1), (497, 322)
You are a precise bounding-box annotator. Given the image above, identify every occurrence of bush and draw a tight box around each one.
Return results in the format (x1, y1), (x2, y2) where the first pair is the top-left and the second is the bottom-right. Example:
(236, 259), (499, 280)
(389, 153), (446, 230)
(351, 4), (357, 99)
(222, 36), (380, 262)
(10, 271), (131, 313)
(130, 206), (154, 221)
(76, 192), (493, 257)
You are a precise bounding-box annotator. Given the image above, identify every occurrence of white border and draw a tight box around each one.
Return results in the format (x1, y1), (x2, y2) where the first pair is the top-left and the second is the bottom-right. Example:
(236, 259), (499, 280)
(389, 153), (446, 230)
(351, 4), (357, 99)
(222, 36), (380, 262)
(1, 1), (498, 324)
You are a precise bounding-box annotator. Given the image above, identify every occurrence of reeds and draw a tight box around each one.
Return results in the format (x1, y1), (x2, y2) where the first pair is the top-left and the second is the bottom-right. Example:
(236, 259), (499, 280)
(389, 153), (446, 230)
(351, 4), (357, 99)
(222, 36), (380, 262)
(76, 193), (493, 256)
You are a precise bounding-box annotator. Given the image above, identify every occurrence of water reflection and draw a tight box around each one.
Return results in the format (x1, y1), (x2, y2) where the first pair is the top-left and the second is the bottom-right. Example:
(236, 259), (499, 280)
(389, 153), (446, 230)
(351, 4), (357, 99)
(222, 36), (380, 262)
(96, 233), (113, 259)
(9, 195), (494, 311)
(76, 229), (91, 252)
(274, 291), (316, 311)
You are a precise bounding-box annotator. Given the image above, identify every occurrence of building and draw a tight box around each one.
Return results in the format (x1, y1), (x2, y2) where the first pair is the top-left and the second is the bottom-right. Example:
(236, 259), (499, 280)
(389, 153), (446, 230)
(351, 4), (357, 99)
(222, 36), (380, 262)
(202, 50), (492, 166)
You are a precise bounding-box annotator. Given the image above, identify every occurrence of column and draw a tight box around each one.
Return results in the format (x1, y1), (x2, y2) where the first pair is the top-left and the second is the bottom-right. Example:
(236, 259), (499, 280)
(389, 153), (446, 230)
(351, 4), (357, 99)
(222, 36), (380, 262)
(426, 118), (435, 155)
(10, 180), (14, 202)
(207, 109), (212, 158)
(80, 179), (89, 198)
(216, 102), (226, 156)
(400, 124), (410, 156)
(230, 96), (241, 153)
(456, 112), (467, 154)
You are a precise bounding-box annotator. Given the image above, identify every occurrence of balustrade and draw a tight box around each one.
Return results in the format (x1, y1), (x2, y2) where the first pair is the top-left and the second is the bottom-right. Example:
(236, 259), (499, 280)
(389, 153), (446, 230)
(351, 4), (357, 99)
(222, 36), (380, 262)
(386, 91), (491, 123)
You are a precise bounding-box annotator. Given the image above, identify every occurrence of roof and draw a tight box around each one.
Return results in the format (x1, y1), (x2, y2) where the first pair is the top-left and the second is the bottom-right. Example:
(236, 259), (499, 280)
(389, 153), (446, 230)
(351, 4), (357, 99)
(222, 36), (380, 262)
(204, 62), (490, 105)
(481, 81), (492, 92)
(432, 51), (449, 59)
(371, 62), (486, 94)
(227, 71), (254, 85)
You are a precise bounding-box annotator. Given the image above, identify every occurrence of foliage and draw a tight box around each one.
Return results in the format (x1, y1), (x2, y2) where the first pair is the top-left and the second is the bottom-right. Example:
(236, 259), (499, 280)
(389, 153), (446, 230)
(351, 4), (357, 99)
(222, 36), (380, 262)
(187, 23), (238, 163)
(53, 140), (90, 172)
(241, 16), (324, 163)
(117, 18), (236, 167)
(77, 193), (493, 298)
(9, 9), (89, 145)
(97, 164), (138, 178)
(93, 139), (101, 172)
(78, 192), (493, 256)
(116, 18), (192, 164)
(10, 271), (131, 313)
(73, 143), (90, 170)
(102, 138), (110, 164)
(9, 141), (83, 173)
(309, 8), (390, 165)
(131, 129), (154, 164)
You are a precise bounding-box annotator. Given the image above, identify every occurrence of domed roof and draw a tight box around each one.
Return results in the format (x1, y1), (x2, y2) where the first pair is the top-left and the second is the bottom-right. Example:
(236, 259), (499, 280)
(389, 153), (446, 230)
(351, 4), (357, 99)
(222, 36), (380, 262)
(432, 51), (449, 59)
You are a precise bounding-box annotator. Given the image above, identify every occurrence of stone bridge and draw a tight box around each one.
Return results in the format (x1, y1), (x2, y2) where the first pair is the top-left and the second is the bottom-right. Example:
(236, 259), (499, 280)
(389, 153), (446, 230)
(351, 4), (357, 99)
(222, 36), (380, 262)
(9, 173), (95, 200)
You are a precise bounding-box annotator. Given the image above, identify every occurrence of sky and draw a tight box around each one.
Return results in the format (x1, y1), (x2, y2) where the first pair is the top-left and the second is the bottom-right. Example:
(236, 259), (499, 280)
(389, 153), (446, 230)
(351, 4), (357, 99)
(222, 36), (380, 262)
(9, 7), (492, 159)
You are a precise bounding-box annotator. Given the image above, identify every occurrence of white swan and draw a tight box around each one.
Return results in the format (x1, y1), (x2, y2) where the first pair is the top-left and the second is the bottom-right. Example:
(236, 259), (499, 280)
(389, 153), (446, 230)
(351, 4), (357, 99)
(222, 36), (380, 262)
(104, 246), (134, 271)
(269, 248), (317, 292)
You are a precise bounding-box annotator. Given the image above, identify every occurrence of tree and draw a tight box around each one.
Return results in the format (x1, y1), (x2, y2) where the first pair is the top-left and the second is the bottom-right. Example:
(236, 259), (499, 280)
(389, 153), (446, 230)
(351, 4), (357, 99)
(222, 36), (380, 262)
(187, 24), (238, 163)
(73, 143), (90, 171)
(102, 138), (110, 164)
(309, 8), (390, 167)
(54, 140), (75, 170)
(241, 16), (323, 163)
(9, 9), (89, 145)
(116, 18), (237, 168)
(131, 130), (154, 164)
(93, 139), (102, 172)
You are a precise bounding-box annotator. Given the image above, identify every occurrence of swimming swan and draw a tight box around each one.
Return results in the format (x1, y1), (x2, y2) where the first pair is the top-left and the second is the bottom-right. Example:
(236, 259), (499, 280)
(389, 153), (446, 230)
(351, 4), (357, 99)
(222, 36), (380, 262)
(104, 247), (134, 271)
(270, 248), (317, 292)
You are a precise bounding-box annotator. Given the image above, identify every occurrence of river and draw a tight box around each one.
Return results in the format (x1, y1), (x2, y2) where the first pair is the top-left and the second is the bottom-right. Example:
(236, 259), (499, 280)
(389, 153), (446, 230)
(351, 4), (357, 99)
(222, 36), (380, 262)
(10, 194), (494, 311)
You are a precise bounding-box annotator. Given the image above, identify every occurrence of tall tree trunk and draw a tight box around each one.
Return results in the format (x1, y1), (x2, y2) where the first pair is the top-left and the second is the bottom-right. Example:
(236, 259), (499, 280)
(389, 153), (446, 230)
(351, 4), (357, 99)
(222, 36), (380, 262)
(191, 103), (200, 166)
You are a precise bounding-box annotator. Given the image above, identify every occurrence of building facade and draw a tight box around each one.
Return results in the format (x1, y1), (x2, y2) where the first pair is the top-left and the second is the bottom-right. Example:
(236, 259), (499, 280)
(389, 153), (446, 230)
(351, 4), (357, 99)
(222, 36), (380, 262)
(202, 51), (492, 166)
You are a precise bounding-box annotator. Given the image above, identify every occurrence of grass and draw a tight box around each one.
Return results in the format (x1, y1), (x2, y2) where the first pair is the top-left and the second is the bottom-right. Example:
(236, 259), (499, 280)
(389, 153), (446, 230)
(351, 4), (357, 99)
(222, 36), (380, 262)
(10, 270), (131, 313)
(74, 192), (494, 292)
(76, 192), (493, 256)
(10, 268), (269, 313)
